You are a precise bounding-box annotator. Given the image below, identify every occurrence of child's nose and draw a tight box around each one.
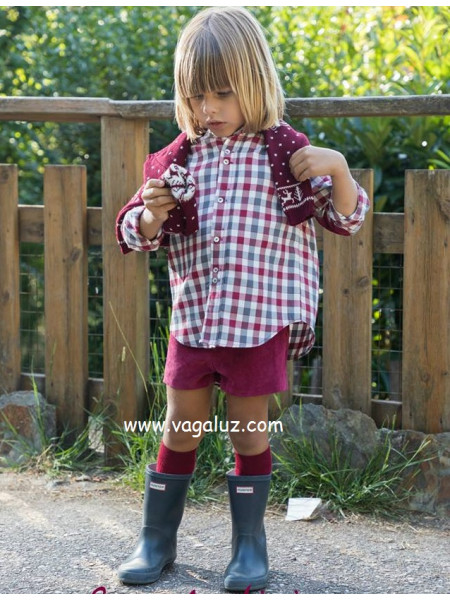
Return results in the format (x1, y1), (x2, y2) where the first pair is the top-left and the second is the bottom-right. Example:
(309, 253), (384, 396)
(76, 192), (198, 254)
(201, 97), (218, 115)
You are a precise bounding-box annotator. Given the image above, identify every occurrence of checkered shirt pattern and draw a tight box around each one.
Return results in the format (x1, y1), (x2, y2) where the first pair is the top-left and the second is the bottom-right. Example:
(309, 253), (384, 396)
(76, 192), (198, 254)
(121, 129), (369, 358)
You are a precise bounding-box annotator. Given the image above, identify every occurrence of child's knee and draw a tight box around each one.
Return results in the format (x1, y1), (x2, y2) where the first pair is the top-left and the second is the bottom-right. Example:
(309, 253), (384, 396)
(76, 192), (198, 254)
(228, 428), (269, 455)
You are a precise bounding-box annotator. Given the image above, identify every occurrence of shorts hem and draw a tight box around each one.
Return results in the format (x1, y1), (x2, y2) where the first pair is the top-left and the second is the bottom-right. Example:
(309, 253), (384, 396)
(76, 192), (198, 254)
(220, 383), (289, 398)
(163, 374), (215, 391)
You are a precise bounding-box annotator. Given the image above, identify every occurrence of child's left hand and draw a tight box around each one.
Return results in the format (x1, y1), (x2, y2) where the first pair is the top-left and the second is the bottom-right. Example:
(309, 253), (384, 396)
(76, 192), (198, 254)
(289, 145), (349, 183)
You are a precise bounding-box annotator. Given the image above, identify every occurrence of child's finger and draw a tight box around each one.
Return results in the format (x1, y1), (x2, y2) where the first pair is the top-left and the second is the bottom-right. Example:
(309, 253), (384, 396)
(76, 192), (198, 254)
(142, 186), (175, 203)
(144, 178), (165, 189)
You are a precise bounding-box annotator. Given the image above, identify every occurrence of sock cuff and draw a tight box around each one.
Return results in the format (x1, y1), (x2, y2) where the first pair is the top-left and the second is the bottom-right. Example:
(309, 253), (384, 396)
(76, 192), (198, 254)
(156, 441), (197, 475)
(235, 446), (272, 476)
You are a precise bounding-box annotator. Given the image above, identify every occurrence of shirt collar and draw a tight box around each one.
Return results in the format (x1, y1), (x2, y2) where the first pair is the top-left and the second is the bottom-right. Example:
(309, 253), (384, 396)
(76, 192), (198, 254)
(195, 127), (260, 147)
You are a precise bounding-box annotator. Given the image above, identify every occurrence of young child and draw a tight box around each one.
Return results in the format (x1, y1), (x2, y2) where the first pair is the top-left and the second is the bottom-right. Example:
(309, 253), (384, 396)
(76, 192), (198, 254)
(115, 6), (369, 592)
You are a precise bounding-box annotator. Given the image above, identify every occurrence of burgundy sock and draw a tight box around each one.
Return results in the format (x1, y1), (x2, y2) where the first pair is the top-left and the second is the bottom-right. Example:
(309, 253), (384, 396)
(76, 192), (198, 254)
(235, 446), (272, 476)
(156, 441), (196, 474)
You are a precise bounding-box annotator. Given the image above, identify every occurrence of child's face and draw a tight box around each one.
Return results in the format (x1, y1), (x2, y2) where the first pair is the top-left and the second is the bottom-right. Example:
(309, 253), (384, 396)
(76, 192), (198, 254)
(189, 89), (245, 137)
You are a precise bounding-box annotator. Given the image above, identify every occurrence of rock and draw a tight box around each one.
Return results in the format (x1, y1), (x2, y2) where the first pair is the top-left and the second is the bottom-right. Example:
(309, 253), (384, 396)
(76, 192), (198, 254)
(382, 429), (450, 517)
(276, 403), (379, 470)
(0, 391), (56, 463)
(435, 433), (450, 516)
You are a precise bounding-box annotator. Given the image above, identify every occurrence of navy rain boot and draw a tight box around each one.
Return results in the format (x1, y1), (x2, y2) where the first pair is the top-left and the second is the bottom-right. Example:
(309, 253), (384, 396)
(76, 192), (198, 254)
(118, 463), (191, 585)
(224, 470), (272, 592)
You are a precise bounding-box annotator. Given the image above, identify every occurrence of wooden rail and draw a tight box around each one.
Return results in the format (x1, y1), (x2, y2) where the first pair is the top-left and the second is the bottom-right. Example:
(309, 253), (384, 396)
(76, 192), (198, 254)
(0, 94), (449, 122)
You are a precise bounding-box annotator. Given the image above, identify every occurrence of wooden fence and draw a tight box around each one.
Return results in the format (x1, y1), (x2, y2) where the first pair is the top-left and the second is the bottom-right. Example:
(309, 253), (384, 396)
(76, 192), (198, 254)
(0, 95), (449, 448)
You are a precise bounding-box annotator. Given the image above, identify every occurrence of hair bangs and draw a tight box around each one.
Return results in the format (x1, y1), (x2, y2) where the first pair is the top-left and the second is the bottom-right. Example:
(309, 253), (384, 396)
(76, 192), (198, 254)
(177, 33), (231, 100)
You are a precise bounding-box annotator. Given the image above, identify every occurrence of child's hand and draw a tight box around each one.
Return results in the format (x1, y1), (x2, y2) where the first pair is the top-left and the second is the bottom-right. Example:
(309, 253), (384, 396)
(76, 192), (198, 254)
(290, 145), (358, 216)
(289, 146), (349, 183)
(142, 179), (178, 223)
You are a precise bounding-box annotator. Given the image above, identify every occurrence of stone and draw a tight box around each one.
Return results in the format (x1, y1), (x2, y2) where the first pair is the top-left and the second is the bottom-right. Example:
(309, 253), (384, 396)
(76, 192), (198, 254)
(0, 391), (56, 463)
(380, 428), (449, 516)
(276, 403), (379, 470)
(435, 433), (450, 516)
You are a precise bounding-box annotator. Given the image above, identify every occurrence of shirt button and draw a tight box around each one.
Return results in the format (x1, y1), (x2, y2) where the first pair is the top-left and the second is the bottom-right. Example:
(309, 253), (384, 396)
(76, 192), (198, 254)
(224, 149), (231, 155)
(213, 236), (220, 243)
(213, 267), (219, 273)
(218, 197), (224, 203)
(223, 159), (230, 165)
(212, 278), (218, 284)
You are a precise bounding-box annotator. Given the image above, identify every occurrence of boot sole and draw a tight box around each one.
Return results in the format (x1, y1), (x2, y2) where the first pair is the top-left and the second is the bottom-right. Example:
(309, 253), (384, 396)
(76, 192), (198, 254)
(118, 560), (174, 585)
(224, 575), (268, 592)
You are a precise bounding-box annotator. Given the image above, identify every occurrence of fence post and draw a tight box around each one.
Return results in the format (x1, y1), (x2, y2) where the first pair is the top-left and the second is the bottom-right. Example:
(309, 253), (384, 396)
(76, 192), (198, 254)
(44, 166), (88, 438)
(101, 117), (149, 458)
(322, 169), (373, 414)
(402, 170), (450, 433)
(0, 164), (21, 392)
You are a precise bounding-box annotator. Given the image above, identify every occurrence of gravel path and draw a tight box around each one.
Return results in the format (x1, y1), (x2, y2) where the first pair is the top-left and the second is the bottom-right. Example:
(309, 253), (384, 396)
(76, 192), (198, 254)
(0, 470), (449, 594)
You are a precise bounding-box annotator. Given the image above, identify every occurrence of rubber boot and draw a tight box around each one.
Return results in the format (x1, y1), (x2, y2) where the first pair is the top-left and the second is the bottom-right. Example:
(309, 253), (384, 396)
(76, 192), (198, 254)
(118, 463), (191, 585)
(223, 470), (272, 592)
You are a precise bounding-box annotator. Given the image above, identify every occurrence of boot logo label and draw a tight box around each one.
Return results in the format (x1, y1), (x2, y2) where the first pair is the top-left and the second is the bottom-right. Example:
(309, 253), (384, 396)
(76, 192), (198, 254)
(236, 486), (254, 494)
(150, 482), (166, 491)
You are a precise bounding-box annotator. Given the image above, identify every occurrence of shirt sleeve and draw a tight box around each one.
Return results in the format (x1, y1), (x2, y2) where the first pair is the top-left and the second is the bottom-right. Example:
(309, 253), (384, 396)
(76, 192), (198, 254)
(121, 206), (165, 252)
(310, 175), (370, 235)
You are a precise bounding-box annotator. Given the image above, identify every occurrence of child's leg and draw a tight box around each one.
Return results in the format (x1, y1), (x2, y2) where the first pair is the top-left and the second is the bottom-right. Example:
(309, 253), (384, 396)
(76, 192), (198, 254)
(163, 384), (214, 451)
(226, 394), (271, 474)
(156, 384), (214, 473)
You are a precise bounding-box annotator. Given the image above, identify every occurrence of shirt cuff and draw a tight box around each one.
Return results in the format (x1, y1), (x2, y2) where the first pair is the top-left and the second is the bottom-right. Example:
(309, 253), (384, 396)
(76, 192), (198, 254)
(312, 176), (370, 234)
(121, 206), (164, 251)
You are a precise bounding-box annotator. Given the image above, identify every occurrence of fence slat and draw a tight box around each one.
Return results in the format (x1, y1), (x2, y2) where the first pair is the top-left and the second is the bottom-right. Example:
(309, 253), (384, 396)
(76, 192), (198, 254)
(101, 117), (149, 456)
(402, 170), (450, 433)
(44, 166), (88, 437)
(322, 169), (374, 413)
(0, 165), (21, 391)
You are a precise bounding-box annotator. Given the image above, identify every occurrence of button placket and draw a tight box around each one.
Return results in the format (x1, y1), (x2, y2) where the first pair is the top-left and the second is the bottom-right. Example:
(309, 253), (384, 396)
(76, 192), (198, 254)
(203, 135), (234, 344)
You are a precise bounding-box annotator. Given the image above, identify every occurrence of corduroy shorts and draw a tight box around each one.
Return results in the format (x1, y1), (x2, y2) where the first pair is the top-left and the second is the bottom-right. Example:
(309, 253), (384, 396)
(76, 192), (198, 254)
(163, 327), (289, 397)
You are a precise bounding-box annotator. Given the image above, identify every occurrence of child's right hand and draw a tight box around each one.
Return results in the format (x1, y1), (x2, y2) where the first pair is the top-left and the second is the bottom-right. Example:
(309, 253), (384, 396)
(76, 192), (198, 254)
(142, 178), (178, 224)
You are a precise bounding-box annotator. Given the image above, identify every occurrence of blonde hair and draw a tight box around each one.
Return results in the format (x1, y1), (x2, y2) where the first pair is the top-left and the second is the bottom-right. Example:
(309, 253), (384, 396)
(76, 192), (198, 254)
(174, 7), (285, 140)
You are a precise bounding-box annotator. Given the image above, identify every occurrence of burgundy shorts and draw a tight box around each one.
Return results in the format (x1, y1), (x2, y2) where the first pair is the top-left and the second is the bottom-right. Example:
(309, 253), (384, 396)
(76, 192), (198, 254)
(163, 327), (289, 397)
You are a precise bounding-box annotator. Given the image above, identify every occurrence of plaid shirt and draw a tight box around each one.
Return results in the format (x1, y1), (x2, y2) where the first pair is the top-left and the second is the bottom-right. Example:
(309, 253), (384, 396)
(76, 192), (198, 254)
(121, 129), (369, 358)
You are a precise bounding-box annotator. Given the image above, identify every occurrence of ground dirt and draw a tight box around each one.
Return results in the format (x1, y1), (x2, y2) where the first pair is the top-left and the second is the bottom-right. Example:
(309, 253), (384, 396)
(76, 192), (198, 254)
(0, 470), (449, 595)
